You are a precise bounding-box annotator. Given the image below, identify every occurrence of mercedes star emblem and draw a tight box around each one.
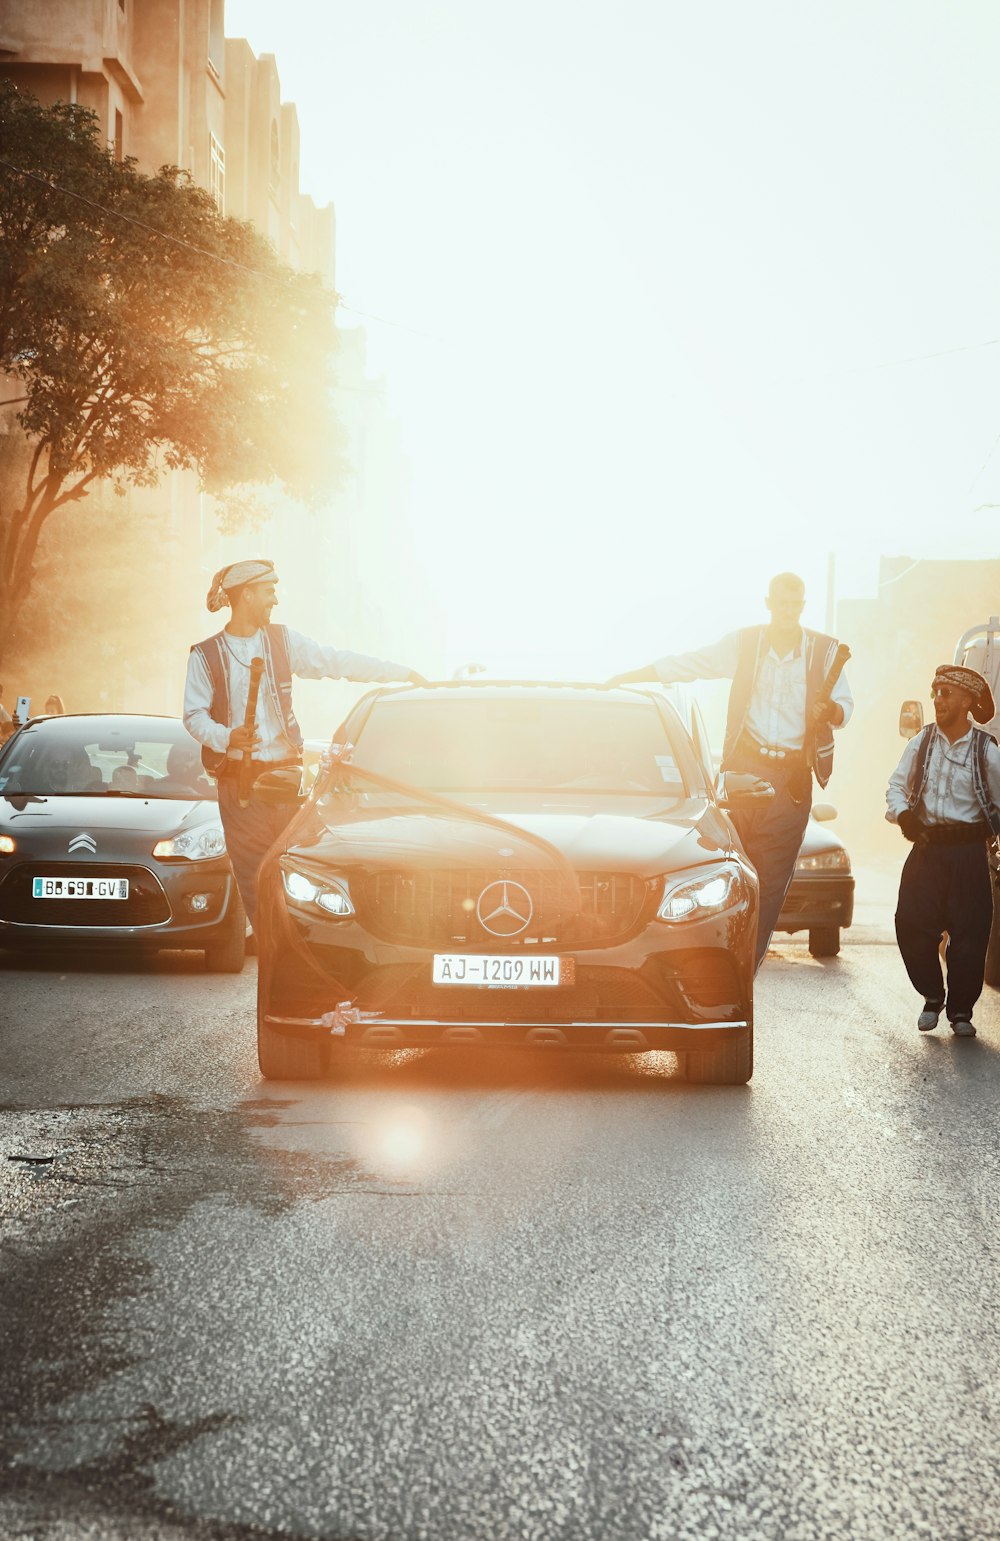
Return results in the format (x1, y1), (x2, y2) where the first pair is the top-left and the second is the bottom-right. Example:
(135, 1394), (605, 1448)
(476, 879), (533, 938)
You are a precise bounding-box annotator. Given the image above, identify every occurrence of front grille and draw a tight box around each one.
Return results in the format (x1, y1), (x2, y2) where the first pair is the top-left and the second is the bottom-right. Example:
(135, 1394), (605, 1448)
(0, 862), (171, 927)
(269, 960), (668, 1024)
(356, 869), (655, 949)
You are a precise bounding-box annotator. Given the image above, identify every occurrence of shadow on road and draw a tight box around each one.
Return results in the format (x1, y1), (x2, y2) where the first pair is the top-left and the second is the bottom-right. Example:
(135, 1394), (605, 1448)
(240, 1041), (758, 1101)
(0, 944), (226, 975)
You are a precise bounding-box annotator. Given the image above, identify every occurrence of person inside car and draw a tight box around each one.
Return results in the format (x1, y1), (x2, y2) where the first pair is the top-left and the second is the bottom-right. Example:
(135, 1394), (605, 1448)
(158, 742), (213, 798)
(110, 764), (140, 793)
(46, 748), (103, 795)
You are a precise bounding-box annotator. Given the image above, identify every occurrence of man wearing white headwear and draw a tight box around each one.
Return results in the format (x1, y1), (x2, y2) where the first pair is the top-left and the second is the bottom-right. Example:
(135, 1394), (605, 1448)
(184, 558), (428, 928)
(886, 663), (1000, 1038)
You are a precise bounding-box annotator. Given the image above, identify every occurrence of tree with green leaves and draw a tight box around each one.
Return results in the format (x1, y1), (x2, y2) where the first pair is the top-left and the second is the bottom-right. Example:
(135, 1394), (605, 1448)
(0, 84), (341, 664)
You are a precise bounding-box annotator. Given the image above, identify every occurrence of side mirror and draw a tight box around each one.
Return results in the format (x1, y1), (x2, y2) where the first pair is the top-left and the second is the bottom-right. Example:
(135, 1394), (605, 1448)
(812, 803), (837, 823)
(253, 766), (305, 805)
(320, 741), (354, 773)
(899, 700), (923, 739)
(718, 771), (776, 808)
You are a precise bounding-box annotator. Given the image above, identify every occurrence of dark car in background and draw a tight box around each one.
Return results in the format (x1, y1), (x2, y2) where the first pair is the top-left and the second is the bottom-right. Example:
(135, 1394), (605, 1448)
(255, 682), (760, 1085)
(775, 807), (854, 957)
(0, 714), (245, 970)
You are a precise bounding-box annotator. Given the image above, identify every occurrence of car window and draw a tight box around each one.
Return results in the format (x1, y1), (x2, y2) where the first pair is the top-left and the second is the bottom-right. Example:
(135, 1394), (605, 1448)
(348, 698), (693, 798)
(0, 720), (217, 800)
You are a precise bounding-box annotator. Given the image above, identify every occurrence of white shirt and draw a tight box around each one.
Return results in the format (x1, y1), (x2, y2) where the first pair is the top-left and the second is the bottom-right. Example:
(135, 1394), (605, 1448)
(653, 630), (854, 751)
(183, 627), (412, 764)
(886, 725), (1000, 826)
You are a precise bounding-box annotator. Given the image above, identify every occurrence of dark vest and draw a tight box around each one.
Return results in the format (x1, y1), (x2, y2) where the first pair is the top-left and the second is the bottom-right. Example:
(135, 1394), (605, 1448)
(190, 624), (303, 776)
(721, 626), (841, 790)
(905, 723), (1000, 836)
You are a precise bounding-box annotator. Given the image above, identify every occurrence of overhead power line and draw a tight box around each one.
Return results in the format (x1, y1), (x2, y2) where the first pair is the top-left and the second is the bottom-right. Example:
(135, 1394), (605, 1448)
(968, 422), (1000, 495)
(0, 158), (425, 334)
(847, 337), (1000, 374)
(0, 158), (294, 283)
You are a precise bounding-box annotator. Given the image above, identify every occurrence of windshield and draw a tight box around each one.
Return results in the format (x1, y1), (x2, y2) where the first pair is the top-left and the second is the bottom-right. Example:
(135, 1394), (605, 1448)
(348, 697), (693, 798)
(0, 718), (217, 800)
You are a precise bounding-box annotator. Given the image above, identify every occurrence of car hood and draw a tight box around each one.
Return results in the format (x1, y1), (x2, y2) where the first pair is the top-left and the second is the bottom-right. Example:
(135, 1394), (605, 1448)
(0, 794), (216, 854)
(289, 797), (735, 880)
(798, 817), (846, 856)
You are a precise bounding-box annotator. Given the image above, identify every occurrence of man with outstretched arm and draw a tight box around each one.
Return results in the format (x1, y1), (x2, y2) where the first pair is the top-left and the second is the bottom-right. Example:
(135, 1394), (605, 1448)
(183, 558), (427, 929)
(608, 571), (853, 970)
(886, 664), (1000, 1038)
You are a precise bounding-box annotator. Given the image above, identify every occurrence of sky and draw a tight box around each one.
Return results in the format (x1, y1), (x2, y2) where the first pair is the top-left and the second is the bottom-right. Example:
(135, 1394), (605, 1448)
(226, 0), (1000, 678)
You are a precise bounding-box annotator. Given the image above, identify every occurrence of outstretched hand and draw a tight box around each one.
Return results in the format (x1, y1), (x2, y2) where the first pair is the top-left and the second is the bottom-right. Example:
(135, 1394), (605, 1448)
(607, 666), (657, 688)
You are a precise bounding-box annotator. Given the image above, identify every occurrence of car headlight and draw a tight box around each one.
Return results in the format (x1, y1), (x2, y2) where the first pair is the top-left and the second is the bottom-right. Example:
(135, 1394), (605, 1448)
(153, 823), (227, 861)
(795, 849), (851, 873)
(281, 864), (355, 918)
(658, 862), (743, 922)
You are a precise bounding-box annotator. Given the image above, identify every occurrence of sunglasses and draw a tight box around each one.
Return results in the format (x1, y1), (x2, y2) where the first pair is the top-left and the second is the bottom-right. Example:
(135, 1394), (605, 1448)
(930, 686), (967, 701)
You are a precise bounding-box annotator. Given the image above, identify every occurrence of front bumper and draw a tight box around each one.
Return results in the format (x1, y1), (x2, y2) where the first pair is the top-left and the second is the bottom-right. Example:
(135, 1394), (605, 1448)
(776, 874), (854, 936)
(258, 893), (757, 1051)
(0, 856), (240, 947)
(261, 1012), (749, 1052)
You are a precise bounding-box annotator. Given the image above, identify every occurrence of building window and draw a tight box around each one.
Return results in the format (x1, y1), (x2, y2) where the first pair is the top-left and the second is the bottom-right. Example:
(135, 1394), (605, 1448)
(209, 133), (225, 213)
(114, 109), (124, 162)
(208, 0), (224, 74)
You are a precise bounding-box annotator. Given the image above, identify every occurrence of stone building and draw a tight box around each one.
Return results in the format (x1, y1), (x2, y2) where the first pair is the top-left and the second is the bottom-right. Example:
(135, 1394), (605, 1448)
(0, 1), (333, 278)
(0, 0), (345, 711)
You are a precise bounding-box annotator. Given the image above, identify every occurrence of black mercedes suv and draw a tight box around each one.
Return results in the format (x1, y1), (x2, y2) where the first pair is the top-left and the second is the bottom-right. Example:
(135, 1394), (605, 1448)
(254, 683), (759, 1084)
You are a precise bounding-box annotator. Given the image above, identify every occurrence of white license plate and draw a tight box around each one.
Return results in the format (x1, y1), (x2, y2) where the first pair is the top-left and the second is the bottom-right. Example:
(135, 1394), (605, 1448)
(32, 877), (129, 900)
(433, 953), (562, 988)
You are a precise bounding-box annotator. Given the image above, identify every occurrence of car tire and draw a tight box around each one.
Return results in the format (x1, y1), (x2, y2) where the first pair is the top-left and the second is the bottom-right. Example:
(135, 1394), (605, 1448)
(808, 925), (840, 957)
(203, 891), (247, 974)
(257, 1013), (326, 1080)
(684, 1027), (753, 1085)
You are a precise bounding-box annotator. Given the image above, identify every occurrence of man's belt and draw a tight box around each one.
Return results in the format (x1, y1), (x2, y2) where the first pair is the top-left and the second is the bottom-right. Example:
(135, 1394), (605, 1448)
(921, 821), (991, 846)
(218, 756), (301, 780)
(736, 733), (806, 766)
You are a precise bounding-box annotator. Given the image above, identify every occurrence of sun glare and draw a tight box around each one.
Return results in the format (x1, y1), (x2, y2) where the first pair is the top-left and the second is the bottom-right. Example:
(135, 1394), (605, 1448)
(368, 1107), (432, 1177)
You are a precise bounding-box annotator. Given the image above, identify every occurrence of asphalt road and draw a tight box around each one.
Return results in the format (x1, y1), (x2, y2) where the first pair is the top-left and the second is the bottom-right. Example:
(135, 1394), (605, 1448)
(1, 902), (998, 1541)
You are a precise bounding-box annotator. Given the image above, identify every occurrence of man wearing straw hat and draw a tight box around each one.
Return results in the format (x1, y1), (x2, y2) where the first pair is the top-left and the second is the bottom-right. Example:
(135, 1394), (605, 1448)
(886, 663), (1000, 1038)
(183, 558), (426, 929)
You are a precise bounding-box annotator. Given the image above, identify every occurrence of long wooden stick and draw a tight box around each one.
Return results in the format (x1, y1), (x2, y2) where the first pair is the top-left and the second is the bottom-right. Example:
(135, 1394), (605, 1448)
(237, 656), (265, 808)
(816, 643), (851, 711)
